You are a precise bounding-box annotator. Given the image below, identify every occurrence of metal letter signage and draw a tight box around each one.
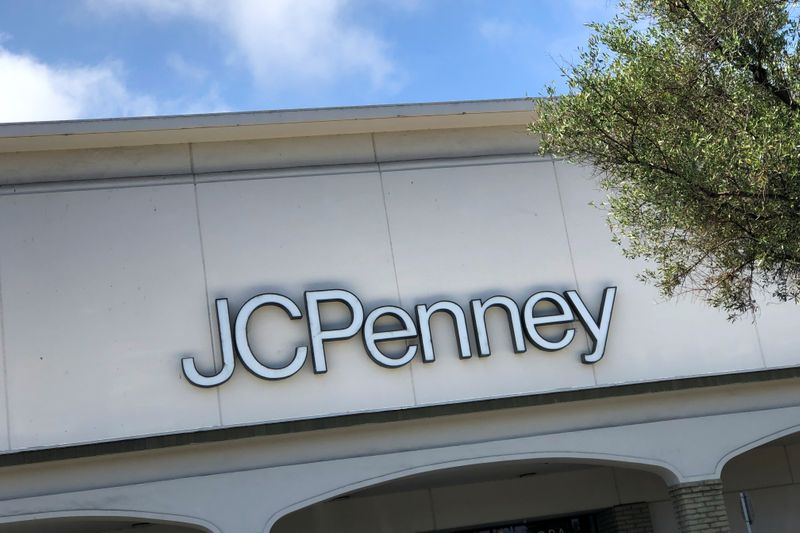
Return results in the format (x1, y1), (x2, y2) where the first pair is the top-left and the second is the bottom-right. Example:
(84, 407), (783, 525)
(180, 286), (617, 388)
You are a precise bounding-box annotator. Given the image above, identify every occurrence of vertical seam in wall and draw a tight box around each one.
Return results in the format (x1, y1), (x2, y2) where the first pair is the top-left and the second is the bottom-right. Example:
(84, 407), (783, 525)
(427, 487), (438, 530)
(0, 252), (11, 449)
(610, 467), (624, 506)
(189, 143), (224, 427)
(784, 444), (797, 483)
(372, 133), (418, 405)
(751, 314), (768, 368)
(551, 157), (597, 384)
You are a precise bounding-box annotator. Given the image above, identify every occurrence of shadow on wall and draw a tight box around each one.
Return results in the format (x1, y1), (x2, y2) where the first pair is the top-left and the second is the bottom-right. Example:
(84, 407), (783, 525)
(271, 458), (678, 533)
(721, 429), (800, 533)
(0, 515), (216, 533)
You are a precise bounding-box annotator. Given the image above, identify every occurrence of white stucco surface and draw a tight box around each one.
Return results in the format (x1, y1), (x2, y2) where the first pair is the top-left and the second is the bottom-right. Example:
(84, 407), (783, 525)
(0, 298), (8, 453)
(381, 158), (597, 404)
(0, 100), (797, 457)
(0, 185), (219, 448)
(195, 170), (416, 427)
(554, 161), (768, 384)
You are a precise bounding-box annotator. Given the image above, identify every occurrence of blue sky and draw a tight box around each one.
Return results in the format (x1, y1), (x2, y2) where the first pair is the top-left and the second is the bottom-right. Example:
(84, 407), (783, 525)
(0, 0), (616, 122)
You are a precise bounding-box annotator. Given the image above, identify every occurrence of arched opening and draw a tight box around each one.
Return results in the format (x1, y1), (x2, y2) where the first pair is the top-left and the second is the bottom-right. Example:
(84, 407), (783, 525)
(721, 428), (800, 532)
(0, 515), (213, 533)
(272, 458), (679, 532)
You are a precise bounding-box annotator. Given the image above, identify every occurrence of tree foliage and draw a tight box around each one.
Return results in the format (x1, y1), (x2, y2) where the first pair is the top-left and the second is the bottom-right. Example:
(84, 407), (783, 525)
(531, 0), (800, 318)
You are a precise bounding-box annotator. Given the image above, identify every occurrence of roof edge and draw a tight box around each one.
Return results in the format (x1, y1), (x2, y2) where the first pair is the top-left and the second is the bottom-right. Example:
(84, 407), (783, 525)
(0, 98), (537, 153)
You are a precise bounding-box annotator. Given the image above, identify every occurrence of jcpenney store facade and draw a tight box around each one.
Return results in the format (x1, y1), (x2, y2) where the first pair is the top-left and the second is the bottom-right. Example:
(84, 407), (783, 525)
(0, 99), (799, 533)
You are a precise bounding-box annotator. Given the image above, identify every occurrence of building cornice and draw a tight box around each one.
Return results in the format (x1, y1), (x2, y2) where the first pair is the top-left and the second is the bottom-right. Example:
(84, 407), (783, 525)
(1, 364), (798, 469)
(0, 98), (536, 153)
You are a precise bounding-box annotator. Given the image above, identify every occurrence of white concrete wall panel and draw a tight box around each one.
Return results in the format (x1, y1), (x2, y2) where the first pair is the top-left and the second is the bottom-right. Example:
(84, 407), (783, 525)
(0, 144), (191, 185)
(0, 146), (797, 451)
(752, 300), (800, 367)
(382, 159), (596, 405)
(0, 185), (219, 449)
(0, 297), (8, 452)
(554, 161), (766, 383)
(194, 171), (416, 427)
(373, 125), (537, 162)
(190, 134), (375, 174)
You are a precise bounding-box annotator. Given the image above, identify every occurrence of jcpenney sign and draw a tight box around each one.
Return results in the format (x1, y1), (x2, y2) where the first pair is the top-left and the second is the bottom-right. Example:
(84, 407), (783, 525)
(181, 287), (616, 388)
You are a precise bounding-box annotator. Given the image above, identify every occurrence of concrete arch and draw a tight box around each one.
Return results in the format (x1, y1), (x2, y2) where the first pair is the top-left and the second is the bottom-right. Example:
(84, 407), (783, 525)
(263, 450), (681, 532)
(714, 422), (800, 478)
(0, 509), (223, 533)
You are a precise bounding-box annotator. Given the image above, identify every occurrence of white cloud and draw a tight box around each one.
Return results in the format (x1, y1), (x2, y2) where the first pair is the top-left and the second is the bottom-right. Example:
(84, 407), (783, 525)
(167, 88), (230, 115)
(0, 46), (157, 122)
(478, 19), (515, 43)
(89, 0), (400, 92)
(0, 44), (229, 123)
(166, 52), (209, 82)
(89, 0), (213, 21)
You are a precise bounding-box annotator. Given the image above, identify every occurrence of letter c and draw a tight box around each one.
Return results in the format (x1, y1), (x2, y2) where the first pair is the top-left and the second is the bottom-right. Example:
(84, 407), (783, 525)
(234, 293), (308, 380)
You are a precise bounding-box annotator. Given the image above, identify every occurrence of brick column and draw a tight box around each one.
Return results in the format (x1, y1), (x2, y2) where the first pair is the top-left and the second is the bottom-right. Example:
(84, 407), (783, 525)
(668, 479), (731, 533)
(596, 502), (654, 533)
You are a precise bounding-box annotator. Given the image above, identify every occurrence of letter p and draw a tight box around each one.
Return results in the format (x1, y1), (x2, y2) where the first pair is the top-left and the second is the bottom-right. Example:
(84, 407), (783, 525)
(305, 289), (364, 374)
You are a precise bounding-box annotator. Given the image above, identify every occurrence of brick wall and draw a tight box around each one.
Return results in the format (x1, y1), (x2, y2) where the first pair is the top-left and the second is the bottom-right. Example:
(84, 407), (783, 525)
(596, 502), (654, 533)
(668, 479), (731, 533)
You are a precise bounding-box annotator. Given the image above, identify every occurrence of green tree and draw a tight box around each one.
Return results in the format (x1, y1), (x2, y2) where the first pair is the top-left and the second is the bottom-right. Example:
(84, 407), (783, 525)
(531, 0), (800, 318)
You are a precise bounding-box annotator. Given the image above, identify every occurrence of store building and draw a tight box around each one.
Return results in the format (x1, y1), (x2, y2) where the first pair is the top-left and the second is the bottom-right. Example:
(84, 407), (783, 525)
(0, 98), (798, 533)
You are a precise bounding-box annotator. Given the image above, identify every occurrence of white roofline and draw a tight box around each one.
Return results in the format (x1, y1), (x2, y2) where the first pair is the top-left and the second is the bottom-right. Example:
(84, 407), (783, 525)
(0, 98), (537, 153)
(0, 98), (535, 136)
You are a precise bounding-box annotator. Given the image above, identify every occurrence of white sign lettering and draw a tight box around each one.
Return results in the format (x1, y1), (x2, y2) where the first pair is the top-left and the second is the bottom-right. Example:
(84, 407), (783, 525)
(180, 287), (617, 388)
